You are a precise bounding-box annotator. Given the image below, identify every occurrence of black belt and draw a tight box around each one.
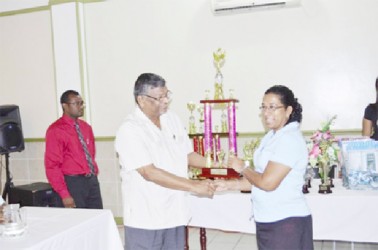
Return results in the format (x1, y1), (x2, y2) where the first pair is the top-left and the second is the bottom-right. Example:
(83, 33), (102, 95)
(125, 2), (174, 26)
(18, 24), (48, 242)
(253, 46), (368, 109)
(66, 173), (95, 178)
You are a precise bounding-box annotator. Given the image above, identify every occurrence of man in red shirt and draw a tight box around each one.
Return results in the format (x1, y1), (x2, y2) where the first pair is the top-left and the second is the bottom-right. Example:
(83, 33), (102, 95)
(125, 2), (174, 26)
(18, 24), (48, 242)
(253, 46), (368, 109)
(44, 90), (103, 209)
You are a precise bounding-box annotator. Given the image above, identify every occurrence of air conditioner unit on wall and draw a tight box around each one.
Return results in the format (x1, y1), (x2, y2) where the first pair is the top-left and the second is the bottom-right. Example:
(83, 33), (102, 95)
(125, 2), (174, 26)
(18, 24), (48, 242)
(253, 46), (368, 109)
(211, 0), (301, 14)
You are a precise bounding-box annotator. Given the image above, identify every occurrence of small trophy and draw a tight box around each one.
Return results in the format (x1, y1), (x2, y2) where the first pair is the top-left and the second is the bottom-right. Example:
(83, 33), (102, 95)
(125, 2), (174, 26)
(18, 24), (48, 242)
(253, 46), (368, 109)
(242, 138), (261, 169)
(214, 125), (220, 133)
(205, 89), (211, 100)
(187, 102), (197, 134)
(318, 161), (332, 194)
(221, 110), (228, 133)
(216, 149), (226, 168)
(243, 143), (254, 169)
(302, 167), (312, 194)
(205, 151), (212, 168)
(229, 89), (234, 99)
(197, 105), (204, 133)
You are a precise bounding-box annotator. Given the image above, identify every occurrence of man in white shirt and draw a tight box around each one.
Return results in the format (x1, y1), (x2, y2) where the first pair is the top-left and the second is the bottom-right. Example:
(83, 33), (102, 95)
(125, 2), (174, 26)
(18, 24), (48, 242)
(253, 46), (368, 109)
(115, 73), (215, 250)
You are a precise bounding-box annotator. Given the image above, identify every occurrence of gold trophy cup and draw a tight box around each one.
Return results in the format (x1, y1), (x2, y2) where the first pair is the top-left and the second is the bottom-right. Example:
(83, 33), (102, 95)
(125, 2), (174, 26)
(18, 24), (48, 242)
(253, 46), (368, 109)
(187, 102), (197, 134)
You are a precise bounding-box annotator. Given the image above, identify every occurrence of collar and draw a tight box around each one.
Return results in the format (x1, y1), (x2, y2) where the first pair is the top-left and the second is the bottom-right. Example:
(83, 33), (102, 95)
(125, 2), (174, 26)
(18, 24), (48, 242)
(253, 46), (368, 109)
(271, 121), (300, 136)
(61, 114), (79, 126)
(135, 106), (168, 125)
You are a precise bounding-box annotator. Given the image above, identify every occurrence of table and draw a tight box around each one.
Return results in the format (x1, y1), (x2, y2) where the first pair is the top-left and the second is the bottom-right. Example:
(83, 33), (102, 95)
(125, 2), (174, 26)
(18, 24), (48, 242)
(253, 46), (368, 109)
(0, 207), (123, 250)
(188, 179), (378, 244)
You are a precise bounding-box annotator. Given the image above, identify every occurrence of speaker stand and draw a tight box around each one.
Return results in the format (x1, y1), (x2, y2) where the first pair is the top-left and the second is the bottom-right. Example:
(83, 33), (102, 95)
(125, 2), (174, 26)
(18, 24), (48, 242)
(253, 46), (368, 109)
(2, 153), (14, 202)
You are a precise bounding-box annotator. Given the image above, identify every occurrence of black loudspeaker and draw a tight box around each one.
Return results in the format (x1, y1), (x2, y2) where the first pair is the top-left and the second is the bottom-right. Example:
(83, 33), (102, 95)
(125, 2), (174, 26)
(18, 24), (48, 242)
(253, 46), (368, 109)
(0, 105), (25, 154)
(9, 182), (59, 207)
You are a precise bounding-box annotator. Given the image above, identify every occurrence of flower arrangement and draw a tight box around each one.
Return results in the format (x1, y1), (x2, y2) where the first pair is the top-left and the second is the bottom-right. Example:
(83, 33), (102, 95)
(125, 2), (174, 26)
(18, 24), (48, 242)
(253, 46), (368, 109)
(308, 115), (341, 179)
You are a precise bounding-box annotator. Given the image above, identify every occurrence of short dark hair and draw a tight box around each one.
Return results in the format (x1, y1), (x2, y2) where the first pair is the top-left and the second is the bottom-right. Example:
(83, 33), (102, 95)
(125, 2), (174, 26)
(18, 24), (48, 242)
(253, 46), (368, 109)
(60, 90), (79, 104)
(265, 85), (303, 123)
(134, 73), (166, 103)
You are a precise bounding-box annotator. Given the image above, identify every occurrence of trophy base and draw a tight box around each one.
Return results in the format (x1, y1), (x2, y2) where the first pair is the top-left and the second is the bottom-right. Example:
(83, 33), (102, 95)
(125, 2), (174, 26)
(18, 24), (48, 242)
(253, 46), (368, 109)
(321, 178), (334, 188)
(199, 168), (240, 179)
(318, 184), (332, 194)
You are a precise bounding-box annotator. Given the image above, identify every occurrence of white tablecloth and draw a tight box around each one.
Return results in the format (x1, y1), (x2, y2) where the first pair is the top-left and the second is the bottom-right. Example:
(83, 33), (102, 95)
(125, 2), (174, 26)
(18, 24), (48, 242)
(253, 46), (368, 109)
(189, 179), (378, 243)
(0, 207), (123, 250)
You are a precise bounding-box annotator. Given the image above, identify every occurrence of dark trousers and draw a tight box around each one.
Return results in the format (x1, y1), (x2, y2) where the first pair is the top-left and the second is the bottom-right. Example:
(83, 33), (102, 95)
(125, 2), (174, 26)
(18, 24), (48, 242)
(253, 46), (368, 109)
(56, 175), (103, 209)
(256, 215), (314, 250)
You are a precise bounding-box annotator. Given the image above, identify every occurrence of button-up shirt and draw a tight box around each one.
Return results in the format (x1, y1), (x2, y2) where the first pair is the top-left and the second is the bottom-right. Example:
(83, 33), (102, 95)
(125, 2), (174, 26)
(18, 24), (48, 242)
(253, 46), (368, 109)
(44, 114), (98, 198)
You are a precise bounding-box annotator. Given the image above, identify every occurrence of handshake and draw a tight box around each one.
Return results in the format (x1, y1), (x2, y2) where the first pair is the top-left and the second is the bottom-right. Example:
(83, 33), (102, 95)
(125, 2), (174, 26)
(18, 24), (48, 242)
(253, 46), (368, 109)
(189, 154), (248, 198)
(190, 178), (240, 198)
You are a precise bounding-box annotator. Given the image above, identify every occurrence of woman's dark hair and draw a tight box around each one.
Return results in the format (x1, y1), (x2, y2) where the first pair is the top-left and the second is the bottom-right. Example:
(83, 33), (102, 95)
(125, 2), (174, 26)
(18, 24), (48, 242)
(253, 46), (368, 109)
(265, 85), (303, 123)
(134, 73), (166, 103)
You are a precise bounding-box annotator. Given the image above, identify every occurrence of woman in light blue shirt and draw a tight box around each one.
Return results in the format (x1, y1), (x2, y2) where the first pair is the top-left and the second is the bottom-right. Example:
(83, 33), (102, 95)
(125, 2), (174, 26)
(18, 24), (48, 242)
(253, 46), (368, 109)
(216, 85), (313, 250)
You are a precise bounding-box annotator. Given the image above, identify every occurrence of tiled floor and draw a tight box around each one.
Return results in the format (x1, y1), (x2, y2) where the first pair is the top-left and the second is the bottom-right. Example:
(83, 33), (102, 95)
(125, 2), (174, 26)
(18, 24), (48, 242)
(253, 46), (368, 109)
(118, 226), (378, 250)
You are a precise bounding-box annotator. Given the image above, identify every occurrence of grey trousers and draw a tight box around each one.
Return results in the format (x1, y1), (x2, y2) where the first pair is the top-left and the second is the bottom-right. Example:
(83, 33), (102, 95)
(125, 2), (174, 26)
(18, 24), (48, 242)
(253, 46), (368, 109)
(124, 225), (185, 250)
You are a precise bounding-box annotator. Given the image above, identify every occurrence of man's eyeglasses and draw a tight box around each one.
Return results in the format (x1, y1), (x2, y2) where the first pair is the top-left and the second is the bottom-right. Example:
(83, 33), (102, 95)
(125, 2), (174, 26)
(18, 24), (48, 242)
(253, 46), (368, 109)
(143, 91), (172, 102)
(259, 105), (284, 112)
(67, 101), (85, 107)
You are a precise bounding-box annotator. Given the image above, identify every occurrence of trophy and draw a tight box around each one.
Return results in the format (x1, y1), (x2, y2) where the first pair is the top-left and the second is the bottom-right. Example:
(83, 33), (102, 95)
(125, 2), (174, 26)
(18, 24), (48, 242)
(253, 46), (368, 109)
(205, 89), (211, 100)
(216, 149), (226, 168)
(229, 89), (234, 99)
(302, 167), (313, 194)
(214, 125), (219, 133)
(318, 161), (332, 194)
(187, 102), (197, 134)
(213, 48), (226, 100)
(242, 138), (261, 169)
(197, 105), (204, 133)
(243, 142), (254, 169)
(221, 110), (228, 133)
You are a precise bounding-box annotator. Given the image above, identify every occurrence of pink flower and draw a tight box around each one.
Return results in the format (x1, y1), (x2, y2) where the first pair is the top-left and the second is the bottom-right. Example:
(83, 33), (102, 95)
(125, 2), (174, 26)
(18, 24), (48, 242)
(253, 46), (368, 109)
(309, 144), (321, 158)
(322, 131), (332, 140)
(311, 131), (322, 141)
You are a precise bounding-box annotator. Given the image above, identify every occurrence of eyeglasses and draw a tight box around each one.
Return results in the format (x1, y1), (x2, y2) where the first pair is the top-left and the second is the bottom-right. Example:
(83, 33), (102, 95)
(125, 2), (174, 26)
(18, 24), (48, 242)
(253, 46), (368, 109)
(143, 91), (172, 102)
(66, 101), (85, 107)
(259, 105), (285, 112)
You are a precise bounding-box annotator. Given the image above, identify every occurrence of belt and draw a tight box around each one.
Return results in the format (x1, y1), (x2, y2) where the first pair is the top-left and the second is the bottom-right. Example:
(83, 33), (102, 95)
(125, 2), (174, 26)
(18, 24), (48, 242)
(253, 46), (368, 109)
(66, 173), (95, 178)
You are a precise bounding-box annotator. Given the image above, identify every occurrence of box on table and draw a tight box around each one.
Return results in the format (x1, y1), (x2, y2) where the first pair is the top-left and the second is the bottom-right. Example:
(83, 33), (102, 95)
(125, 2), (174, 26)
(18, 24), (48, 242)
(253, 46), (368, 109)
(340, 139), (378, 190)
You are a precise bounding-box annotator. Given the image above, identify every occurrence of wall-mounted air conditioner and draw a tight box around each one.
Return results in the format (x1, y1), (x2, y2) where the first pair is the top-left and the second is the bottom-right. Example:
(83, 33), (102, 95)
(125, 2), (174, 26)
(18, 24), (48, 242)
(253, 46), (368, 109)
(211, 0), (301, 14)
(0, 0), (49, 13)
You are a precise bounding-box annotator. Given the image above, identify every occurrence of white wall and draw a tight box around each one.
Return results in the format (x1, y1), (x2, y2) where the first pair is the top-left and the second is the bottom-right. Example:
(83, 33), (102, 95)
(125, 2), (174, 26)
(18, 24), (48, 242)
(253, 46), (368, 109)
(1, 0), (377, 138)
(0, 10), (57, 138)
(84, 0), (378, 135)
